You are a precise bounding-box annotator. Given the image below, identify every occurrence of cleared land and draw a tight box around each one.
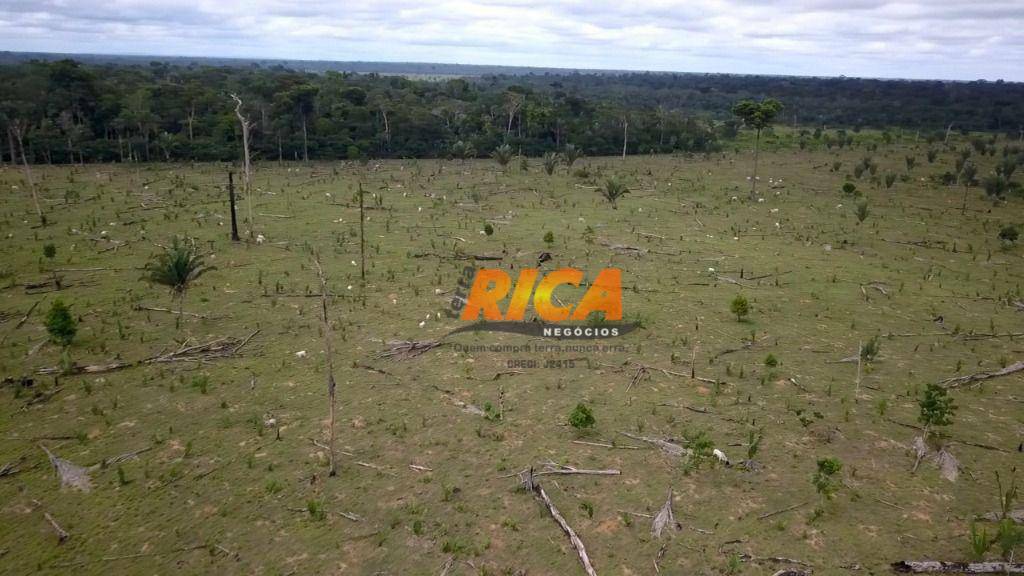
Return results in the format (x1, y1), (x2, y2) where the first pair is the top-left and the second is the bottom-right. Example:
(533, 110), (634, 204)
(0, 135), (1022, 575)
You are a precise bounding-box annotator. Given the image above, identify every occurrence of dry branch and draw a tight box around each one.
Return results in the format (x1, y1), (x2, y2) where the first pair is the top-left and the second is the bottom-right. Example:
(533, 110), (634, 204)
(43, 511), (69, 543)
(537, 461), (620, 476)
(652, 488), (680, 538)
(40, 445), (92, 492)
(313, 253), (339, 477)
(519, 468), (598, 576)
(618, 432), (690, 457)
(571, 440), (642, 450)
(757, 501), (808, 520)
(36, 330), (259, 375)
(892, 561), (1024, 573)
(133, 305), (212, 319)
(940, 361), (1024, 389)
(377, 339), (444, 361)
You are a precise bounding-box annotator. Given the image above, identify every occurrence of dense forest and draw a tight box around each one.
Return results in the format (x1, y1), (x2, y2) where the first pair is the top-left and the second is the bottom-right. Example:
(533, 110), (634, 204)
(0, 57), (1022, 164)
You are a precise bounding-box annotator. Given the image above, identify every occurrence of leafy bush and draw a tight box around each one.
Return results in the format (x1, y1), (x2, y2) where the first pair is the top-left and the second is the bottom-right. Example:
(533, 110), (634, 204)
(764, 353), (778, 367)
(842, 182), (857, 196)
(855, 201), (869, 223)
(860, 335), (880, 362)
(918, 383), (956, 430)
(568, 403), (595, 430)
(543, 231), (554, 245)
(483, 223), (494, 236)
(812, 457), (843, 501)
(999, 224), (1019, 244)
(730, 294), (750, 322)
(45, 299), (76, 347)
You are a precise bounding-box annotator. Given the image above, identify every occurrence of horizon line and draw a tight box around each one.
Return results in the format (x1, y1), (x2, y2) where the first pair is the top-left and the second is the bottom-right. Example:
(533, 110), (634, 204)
(2, 49), (1018, 85)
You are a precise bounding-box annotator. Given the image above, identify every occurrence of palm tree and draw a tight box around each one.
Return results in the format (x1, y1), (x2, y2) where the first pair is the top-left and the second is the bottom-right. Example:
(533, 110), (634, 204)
(542, 152), (558, 175)
(492, 144), (513, 168)
(601, 179), (630, 209)
(561, 144), (583, 167)
(143, 237), (215, 327)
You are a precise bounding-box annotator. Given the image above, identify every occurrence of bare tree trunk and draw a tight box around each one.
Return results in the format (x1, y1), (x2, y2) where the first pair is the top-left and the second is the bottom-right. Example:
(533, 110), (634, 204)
(301, 116), (309, 163)
(380, 108), (390, 148)
(961, 185), (969, 215)
(7, 127), (16, 166)
(944, 123), (954, 144)
(358, 182), (366, 280)
(277, 134), (282, 166)
(313, 253), (338, 477)
(855, 339), (862, 396)
(621, 117), (628, 159)
(12, 123), (44, 226)
(187, 105), (195, 141)
(228, 171), (240, 242)
(230, 94), (255, 238)
(750, 128), (761, 199)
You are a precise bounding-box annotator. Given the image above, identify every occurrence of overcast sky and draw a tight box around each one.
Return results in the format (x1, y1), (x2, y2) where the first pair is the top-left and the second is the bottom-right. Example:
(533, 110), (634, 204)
(1, 0), (1022, 81)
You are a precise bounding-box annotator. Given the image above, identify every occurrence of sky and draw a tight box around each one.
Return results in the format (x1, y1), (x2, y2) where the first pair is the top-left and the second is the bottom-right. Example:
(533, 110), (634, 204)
(1, 0), (1023, 81)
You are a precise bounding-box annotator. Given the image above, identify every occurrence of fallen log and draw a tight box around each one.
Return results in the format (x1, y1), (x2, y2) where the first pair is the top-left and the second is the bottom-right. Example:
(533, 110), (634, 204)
(619, 432), (690, 457)
(520, 468), (598, 576)
(377, 339), (444, 361)
(36, 330), (259, 375)
(892, 560), (1024, 573)
(40, 445), (92, 492)
(940, 360), (1024, 389)
(652, 488), (680, 538)
(133, 305), (212, 318)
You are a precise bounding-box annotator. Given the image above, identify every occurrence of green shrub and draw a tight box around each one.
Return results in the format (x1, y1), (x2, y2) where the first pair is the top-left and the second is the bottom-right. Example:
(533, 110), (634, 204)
(812, 457), (843, 501)
(45, 299), (76, 347)
(860, 335), (881, 362)
(307, 499), (327, 521)
(483, 223), (494, 236)
(730, 294), (750, 322)
(999, 224), (1019, 244)
(568, 403), (595, 430)
(918, 383), (956, 430)
(855, 201), (869, 223)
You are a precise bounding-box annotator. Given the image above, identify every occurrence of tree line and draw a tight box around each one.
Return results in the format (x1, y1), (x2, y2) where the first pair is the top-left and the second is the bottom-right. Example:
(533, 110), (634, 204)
(2, 58), (1021, 166)
(0, 59), (720, 165)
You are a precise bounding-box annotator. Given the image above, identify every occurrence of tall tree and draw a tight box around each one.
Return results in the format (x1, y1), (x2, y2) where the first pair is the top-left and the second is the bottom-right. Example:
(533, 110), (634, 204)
(230, 94), (256, 238)
(732, 99), (783, 198)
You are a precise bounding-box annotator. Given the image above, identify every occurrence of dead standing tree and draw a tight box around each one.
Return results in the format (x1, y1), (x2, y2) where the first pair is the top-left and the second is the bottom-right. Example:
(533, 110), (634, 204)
(313, 252), (339, 477)
(11, 119), (44, 226)
(230, 94), (255, 239)
(227, 171), (240, 242)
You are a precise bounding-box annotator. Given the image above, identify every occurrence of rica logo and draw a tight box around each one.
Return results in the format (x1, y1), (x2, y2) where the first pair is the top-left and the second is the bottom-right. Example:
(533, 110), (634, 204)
(457, 267), (622, 322)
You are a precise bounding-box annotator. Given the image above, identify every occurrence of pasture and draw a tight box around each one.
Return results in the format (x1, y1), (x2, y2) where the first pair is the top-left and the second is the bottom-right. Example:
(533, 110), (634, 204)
(0, 135), (1022, 575)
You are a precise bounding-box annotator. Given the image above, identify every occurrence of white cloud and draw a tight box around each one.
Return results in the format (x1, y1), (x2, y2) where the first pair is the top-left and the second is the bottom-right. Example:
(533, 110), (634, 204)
(0, 0), (1021, 80)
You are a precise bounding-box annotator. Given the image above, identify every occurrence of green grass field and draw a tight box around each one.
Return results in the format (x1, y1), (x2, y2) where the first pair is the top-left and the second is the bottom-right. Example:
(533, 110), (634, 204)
(1, 137), (1022, 575)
